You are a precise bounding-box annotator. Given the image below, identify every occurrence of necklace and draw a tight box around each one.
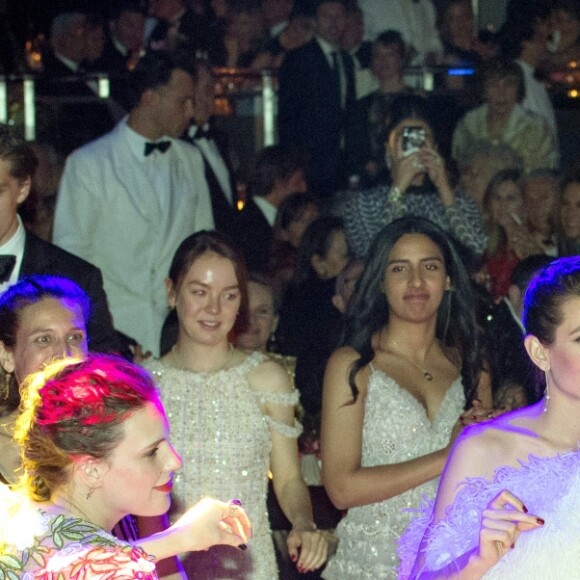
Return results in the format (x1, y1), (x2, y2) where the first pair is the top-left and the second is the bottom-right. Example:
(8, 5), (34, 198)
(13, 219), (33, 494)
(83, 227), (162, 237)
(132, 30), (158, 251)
(170, 343), (234, 373)
(52, 494), (95, 524)
(381, 334), (434, 381)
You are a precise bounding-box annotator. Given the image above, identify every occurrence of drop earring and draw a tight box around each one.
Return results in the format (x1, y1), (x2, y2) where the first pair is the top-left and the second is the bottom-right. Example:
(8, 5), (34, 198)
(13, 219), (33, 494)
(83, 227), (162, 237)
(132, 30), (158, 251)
(543, 371), (550, 413)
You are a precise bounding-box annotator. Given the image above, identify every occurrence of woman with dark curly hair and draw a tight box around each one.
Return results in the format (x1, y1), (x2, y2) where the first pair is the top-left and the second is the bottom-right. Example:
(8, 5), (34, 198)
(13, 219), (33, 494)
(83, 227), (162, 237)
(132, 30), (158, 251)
(321, 216), (491, 578)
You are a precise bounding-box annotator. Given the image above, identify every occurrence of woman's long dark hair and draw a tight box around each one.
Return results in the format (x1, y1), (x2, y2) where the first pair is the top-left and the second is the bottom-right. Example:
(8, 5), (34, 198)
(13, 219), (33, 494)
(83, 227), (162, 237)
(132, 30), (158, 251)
(340, 216), (482, 408)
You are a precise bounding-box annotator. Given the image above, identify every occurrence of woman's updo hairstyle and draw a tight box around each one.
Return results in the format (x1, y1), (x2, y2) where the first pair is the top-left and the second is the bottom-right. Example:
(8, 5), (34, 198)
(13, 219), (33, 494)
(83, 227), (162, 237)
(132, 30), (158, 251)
(14, 355), (159, 501)
(523, 256), (580, 346)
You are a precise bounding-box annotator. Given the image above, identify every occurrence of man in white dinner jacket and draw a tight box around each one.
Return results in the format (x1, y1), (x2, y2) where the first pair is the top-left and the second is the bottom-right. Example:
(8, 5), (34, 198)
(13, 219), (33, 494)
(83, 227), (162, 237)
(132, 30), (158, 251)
(54, 49), (214, 356)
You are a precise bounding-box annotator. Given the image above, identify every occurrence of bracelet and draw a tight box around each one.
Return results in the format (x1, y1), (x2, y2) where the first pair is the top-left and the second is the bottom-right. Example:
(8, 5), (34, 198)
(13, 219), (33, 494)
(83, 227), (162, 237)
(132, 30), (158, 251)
(389, 186), (403, 204)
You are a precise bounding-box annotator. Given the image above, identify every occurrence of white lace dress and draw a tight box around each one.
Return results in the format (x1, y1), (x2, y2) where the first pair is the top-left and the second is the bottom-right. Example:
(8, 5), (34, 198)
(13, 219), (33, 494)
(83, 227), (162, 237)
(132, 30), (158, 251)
(398, 451), (580, 579)
(146, 352), (302, 580)
(322, 367), (465, 579)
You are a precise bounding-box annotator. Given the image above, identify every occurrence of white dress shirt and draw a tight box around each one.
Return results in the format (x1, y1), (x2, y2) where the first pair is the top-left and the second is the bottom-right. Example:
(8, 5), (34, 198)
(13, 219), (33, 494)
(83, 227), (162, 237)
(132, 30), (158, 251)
(55, 51), (99, 94)
(0, 217), (26, 294)
(253, 196), (277, 227)
(54, 117), (214, 355)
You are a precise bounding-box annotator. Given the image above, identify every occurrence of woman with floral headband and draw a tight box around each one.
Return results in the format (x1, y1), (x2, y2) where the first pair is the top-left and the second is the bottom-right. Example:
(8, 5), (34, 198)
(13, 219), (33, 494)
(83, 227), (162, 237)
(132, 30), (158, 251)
(0, 354), (251, 578)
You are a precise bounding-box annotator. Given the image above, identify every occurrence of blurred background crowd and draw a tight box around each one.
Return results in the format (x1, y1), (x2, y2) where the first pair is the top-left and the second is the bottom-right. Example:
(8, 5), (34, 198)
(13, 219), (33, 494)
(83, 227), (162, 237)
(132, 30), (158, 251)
(1, 0), (580, 577)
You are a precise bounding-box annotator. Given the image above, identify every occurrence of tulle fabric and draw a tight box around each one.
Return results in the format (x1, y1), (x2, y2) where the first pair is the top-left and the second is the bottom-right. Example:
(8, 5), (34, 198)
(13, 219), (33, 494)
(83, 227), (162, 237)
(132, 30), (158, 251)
(398, 451), (580, 579)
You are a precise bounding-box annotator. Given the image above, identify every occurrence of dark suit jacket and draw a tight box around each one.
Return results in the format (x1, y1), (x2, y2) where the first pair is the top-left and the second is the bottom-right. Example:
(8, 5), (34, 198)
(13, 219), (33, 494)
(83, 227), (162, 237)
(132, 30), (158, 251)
(20, 232), (120, 354)
(89, 38), (128, 75)
(38, 49), (94, 97)
(148, 10), (226, 65)
(278, 38), (355, 195)
(354, 41), (373, 69)
(234, 198), (273, 273)
(85, 39), (134, 112)
(184, 124), (237, 238)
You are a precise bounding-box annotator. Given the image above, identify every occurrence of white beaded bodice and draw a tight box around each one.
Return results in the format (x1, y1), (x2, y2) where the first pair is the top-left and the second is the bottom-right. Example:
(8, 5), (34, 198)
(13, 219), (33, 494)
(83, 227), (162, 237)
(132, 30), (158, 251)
(323, 367), (465, 580)
(146, 352), (301, 579)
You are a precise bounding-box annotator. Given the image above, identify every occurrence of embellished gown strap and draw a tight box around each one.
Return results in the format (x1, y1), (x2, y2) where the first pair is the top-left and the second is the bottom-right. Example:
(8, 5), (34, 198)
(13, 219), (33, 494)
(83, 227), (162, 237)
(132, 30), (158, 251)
(322, 367), (465, 580)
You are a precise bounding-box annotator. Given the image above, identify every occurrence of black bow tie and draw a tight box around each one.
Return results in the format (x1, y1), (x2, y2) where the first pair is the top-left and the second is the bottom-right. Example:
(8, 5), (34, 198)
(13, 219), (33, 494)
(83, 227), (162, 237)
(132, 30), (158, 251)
(144, 140), (171, 156)
(0, 254), (16, 283)
(190, 126), (214, 141)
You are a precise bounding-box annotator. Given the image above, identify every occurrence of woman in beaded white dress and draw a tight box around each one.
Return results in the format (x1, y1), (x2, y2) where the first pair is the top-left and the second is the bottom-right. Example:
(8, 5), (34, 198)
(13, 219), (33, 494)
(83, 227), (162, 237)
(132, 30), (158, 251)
(321, 216), (492, 579)
(398, 256), (580, 579)
(141, 231), (329, 579)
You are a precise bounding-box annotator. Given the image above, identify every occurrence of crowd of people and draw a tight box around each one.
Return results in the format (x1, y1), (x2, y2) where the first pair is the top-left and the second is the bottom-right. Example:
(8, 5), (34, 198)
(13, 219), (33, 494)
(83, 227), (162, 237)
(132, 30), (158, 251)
(1, 0), (580, 578)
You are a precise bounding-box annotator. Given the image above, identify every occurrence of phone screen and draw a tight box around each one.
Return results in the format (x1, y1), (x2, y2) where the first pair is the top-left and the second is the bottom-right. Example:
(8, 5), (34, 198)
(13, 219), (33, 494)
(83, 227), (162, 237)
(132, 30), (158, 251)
(402, 126), (426, 156)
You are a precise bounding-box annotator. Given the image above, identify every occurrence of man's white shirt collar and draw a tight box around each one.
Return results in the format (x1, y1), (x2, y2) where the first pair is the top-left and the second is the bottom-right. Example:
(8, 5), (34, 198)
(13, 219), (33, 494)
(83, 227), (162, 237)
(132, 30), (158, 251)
(0, 216), (26, 293)
(253, 196), (277, 226)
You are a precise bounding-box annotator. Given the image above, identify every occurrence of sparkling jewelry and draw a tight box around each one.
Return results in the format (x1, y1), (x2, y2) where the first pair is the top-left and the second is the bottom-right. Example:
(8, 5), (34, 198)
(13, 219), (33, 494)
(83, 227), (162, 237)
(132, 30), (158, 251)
(389, 186), (403, 204)
(381, 334), (434, 381)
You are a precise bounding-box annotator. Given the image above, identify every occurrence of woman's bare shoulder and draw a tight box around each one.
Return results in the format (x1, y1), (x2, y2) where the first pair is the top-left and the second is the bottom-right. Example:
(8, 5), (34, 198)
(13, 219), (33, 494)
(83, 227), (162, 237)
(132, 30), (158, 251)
(247, 355), (293, 395)
(451, 404), (544, 476)
(326, 345), (360, 365)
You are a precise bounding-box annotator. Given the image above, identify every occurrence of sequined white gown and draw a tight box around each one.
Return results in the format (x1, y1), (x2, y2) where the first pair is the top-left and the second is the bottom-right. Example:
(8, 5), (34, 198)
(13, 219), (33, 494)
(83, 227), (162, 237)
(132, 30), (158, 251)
(322, 367), (465, 580)
(146, 352), (301, 580)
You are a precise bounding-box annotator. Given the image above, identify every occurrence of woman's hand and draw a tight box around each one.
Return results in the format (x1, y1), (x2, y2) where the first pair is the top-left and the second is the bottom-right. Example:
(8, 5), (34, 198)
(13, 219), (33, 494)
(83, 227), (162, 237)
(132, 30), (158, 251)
(169, 497), (252, 553)
(471, 490), (544, 573)
(459, 400), (508, 427)
(390, 150), (425, 193)
(287, 523), (329, 573)
(418, 147), (454, 204)
(500, 217), (544, 260)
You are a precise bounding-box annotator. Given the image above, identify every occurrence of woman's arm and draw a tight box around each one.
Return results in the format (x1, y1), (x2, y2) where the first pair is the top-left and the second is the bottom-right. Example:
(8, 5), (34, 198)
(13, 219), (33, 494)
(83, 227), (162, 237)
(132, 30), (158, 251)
(135, 499), (251, 578)
(409, 429), (542, 579)
(251, 359), (329, 574)
(321, 348), (457, 510)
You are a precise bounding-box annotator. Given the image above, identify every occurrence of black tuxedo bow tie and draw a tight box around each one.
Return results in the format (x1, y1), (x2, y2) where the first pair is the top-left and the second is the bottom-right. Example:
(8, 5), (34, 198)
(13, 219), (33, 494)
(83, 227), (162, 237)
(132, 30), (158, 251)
(191, 126), (214, 141)
(144, 140), (172, 156)
(0, 254), (16, 283)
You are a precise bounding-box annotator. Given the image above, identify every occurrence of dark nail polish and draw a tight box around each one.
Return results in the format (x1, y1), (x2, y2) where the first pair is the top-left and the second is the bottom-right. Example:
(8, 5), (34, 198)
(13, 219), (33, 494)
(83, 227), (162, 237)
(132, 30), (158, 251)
(471, 415), (478, 420)
(290, 554), (297, 562)
(511, 543), (515, 549)
(238, 544), (248, 551)
(537, 518), (545, 525)
(522, 504), (528, 513)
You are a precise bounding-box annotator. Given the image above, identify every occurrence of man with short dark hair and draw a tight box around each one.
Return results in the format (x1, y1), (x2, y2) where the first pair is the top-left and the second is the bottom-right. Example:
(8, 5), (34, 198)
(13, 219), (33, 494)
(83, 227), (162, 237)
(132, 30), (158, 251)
(0, 124), (119, 353)
(235, 145), (307, 272)
(499, 15), (558, 141)
(93, 1), (146, 74)
(147, 0), (224, 64)
(42, 12), (89, 84)
(54, 50), (214, 356)
(278, 0), (355, 197)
